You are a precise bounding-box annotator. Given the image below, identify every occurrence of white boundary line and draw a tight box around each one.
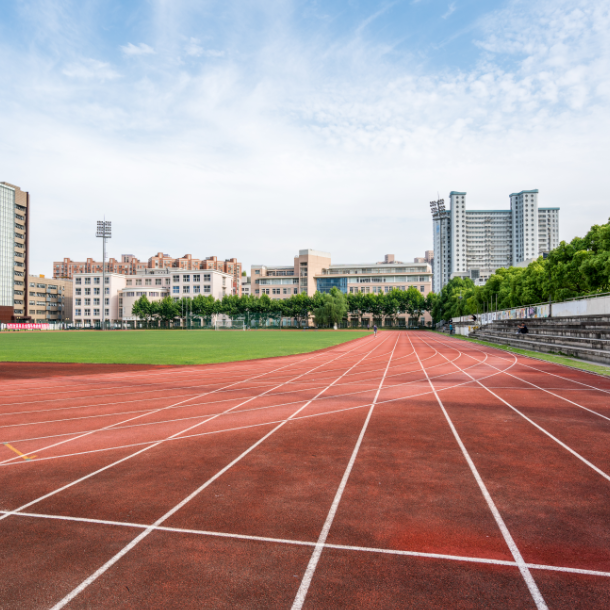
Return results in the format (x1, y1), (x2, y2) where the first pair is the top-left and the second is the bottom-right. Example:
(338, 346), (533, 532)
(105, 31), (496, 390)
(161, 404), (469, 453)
(430, 335), (610, 423)
(46, 331), (394, 609)
(424, 334), (610, 484)
(291, 335), (401, 609)
(0, 336), (384, 516)
(3, 509), (609, 579)
(0, 346), (510, 467)
(0, 344), (344, 466)
(407, 333), (548, 610)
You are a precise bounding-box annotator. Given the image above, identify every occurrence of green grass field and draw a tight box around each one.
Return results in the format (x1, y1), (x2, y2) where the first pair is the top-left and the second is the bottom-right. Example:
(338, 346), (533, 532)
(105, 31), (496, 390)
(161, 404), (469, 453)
(0, 330), (370, 365)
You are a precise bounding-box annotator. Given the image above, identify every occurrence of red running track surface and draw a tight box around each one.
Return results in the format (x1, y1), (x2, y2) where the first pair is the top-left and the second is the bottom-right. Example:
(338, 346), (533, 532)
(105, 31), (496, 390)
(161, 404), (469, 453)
(1, 331), (610, 609)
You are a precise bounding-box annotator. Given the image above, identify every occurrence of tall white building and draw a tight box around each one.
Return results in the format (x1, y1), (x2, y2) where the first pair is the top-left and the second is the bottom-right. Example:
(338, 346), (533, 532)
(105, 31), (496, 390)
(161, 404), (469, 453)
(431, 190), (559, 292)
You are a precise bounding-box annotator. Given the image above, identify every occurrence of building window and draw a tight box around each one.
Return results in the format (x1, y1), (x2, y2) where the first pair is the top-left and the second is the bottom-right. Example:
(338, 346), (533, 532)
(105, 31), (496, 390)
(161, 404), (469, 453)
(84, 289), (91, 297)
(94, 288), (100, 295)
(105, 309), (109, 316)
(173, 275), (180, 283)
(75, 299), (81, 306)
(183, 286), (190, 293)
(85, 278), (91, 285)
(184, 275), (190, 282)
(75, 288), (81, 295)
(194, 285), (201, 293)
(204, 285), (211, 293)
(105, 277), (109, 284)
(119, 308), (123, 316)
(172, 286), (179, 294)
(155, 279), (162, 285)
(294, 288), (298, 294)
(204, 274), (211, 281)
(94, 309), (100, 316)
(136, 279), (142, 286)
(94, 277), (100, 284)
(75, 278), (81, 285)
(94, 298), (100, 305)
(84, 309), (91, 316)
(193, 274), (200, 282)
(105, 298), (109, 305)
(145, 279), (152, 286)
(255, 289), (260, 294)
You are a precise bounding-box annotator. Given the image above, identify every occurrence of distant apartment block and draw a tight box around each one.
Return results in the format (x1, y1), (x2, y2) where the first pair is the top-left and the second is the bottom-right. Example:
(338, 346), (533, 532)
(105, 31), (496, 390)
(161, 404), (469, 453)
(252, 249), (432, 316)
(316, 260), (431, 297)
(0, 181), (30, 322)
(72, 268), (232, 327)
(251, 249), (331, 298)
(28, 275), (73, 323)
(55, 252), (243, 295)
(431, 190), (560, 292)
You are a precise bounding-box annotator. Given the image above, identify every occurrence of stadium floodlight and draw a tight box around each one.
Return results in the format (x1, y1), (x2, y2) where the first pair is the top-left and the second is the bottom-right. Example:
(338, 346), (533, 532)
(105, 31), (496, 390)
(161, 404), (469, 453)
(429, 201), (438, 214)
(96, 220), (112, 330)
(437, 198), (445, 212)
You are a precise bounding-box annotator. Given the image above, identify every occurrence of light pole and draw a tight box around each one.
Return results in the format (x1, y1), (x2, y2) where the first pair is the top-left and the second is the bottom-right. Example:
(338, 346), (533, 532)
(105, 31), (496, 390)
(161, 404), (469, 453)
(429, 198), (447, 291)
(96, 220), (112, 330)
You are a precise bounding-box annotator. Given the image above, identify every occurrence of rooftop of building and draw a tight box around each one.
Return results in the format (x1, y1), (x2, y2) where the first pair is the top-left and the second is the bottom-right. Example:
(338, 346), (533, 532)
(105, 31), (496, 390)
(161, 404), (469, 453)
(509, 189), (539, 196)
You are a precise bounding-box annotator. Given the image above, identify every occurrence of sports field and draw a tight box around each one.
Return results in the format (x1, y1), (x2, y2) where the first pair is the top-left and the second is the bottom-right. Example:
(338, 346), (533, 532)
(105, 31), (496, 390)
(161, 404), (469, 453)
(1, 331), (609, 608)
(0, 330), (369, 365)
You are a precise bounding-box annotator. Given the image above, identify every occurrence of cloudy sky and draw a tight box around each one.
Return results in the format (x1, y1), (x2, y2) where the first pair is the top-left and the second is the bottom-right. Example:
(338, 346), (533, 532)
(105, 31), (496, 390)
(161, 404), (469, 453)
(1, 0), (608, 275)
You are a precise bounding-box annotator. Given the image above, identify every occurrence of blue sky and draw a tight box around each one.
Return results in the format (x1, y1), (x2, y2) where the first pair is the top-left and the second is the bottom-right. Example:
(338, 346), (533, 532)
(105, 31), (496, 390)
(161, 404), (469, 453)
(1, 0), (608, 274)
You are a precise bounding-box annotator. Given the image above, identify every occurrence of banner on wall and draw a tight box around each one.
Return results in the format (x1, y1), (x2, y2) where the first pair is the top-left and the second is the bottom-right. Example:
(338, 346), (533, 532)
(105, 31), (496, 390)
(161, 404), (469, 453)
(4, 323), (50, 330)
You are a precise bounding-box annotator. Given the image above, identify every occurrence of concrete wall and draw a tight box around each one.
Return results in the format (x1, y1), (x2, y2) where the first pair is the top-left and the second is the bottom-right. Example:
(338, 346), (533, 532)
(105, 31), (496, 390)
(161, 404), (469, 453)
(450, 293), (610, 336)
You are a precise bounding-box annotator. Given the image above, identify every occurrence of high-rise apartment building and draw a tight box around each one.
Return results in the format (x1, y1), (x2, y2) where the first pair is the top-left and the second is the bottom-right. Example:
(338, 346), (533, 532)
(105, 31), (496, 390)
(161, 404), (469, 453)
(431, 190), (559, 292)
(0, 181), (30, 322)
(55, 253), (243, 295)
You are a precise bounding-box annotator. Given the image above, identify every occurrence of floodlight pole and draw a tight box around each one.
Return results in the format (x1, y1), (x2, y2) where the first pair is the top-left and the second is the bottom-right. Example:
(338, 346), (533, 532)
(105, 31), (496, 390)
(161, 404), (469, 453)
(96, 219), (112, 330)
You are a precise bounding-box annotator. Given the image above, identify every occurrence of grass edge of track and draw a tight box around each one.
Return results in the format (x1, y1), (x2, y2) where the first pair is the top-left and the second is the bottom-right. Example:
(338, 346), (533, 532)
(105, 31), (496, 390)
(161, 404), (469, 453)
(431, 330), (610, 378)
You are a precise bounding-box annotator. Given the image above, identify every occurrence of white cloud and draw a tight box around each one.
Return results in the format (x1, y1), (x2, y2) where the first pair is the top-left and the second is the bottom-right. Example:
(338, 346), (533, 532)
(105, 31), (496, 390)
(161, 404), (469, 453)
(121, 42), (155, 56)
(1, 0), (609, 276)
(62, 58), (120, 81)
(442, 3), (457, 19)
(184, 38), (225, 58)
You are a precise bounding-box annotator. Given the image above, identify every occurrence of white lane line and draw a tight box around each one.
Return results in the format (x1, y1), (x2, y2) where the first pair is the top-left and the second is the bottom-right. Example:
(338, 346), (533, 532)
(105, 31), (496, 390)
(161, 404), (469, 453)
(0, 346), (469, 445)
(0, 335), (377, 400)
(439, 335), (610, 395)
(4, 509), (610, 580)
(0, 346), (506, 467)
(0, 337), (381, 511)
(291, 335), (401, 610)
(425, 335), (610, 484)
(0, 338), (375, 466)
(46, 332), (392, 610)
(5, 509), (610, 579)
(407, 333), (548, 610)
(429, 335), (610, 423)
(0, 340), (404, 414)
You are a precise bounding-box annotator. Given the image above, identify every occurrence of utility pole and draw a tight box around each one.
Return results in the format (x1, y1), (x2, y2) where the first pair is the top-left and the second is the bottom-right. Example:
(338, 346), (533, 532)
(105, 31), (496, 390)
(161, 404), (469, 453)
(96, 220), (112, 330)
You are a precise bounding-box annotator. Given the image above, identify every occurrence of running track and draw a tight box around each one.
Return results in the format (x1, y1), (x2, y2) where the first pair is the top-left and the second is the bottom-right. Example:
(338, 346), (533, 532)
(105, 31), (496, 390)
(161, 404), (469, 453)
(1, 331), (610, 609)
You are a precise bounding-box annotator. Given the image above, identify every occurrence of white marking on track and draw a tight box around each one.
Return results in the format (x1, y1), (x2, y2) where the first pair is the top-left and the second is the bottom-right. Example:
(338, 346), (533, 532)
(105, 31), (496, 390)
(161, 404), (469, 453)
(407, 333), (548, 610)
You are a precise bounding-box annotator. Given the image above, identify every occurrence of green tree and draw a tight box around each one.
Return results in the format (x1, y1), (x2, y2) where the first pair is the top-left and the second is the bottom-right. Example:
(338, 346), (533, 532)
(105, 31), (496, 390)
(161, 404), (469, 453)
(313, 288), (348, 328)
(157, 296), (179, 327)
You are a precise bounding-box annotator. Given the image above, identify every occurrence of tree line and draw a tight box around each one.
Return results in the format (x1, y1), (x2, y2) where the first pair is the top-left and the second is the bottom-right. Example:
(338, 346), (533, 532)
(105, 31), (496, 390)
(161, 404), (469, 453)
(431, 217), (610, 321)
(131, 285), (434, 327)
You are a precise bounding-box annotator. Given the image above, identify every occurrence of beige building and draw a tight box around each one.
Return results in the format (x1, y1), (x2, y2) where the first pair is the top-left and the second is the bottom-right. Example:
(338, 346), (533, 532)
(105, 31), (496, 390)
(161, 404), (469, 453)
(0, 182), (30, 322)
(251, 249), (331, 299)
(73, 268), (233, 326)
(55, 253), (243, 296)
(28, 275), (73, 323)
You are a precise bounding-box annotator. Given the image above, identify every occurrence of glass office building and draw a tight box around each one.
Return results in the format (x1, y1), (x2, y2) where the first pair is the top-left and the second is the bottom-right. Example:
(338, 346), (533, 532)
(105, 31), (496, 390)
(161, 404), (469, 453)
(0, 183), (15, 307)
